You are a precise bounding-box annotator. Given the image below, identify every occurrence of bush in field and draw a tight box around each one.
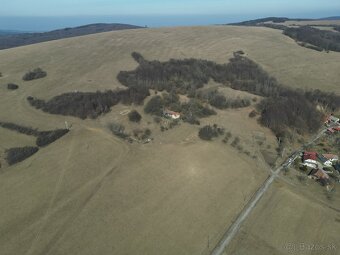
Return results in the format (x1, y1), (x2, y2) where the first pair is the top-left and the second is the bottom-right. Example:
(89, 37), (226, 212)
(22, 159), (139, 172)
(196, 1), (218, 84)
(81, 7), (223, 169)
(249, 110), (257, 118)
(198, 124), (224, 141)
(231, 137), (240, 147)
(23, 68), (47, 81)
(7, 83), (19, 90)
(128, 110), (142, 122)
(108, 122), (129, 139)
(5, 146), (39, 165)
(36, 129), (69, 147)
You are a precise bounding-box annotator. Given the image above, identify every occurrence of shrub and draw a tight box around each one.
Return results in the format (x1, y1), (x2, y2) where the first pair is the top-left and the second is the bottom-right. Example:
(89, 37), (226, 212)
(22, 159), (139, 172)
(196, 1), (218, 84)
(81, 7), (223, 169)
(141, 129), (152, 139)
(108, 122), (129, 139)
(7, 83), (19, 90)
(36, 129), (69, 147)
(249, 110), (257, 118)
(231, 137), (240, 147)
(23, 68), (47, 81)
(198, 124), (223, 141)
(6, 146), (39, 165)
(128, 110), (142, 122)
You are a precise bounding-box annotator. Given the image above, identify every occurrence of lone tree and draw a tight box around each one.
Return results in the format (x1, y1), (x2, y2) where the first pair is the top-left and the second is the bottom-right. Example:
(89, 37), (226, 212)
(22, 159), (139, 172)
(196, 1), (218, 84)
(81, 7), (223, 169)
(128, 110), (142, 122)
(199, 125), (216, 140)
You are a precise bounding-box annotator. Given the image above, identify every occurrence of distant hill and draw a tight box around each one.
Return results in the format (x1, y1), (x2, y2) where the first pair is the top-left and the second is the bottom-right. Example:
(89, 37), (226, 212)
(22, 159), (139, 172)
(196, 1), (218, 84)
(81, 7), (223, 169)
(319, 16), (340, 20)
(229, 17), (312, 26)
(0, 23), (143, 50)
(0, 30), (28, 36)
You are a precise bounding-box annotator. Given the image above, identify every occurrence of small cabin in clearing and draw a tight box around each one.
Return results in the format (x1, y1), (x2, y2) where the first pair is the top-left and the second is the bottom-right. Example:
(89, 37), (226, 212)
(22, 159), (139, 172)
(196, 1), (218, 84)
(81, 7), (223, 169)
(163, 109), (181, 119)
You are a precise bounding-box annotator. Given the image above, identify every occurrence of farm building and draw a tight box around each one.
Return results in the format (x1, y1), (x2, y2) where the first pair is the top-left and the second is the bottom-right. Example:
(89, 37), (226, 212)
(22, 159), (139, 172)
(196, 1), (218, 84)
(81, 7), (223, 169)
(322, 154), (338, 161)
(325, 115), (340, 126)
(163, 109), (181, 119)
(303, 152), (317, 161)
(308, 168), (330, 180)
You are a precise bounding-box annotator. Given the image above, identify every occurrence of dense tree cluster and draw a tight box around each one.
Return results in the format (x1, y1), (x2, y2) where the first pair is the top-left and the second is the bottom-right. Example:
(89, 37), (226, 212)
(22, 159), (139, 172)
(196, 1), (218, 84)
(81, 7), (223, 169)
(5, 146), (39, 165)
(144, 94), (215, 125)
(27, 87), (150, 119)
(201, 90), (251, 109)
(0, 121), (69, 146)
(258, 91), (323, 137)
(304, 89), (340, 112)
(283, 26), (340, 52)
(23, 68), (47, 81)
(7, 83), (19, 90)
(118, 52), (284, 98)
(144, 96), (164, 116)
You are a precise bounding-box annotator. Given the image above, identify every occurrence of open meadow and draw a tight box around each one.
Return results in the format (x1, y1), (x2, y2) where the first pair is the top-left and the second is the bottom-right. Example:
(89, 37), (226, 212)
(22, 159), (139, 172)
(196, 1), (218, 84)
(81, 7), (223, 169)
(0, 25), (340, 254)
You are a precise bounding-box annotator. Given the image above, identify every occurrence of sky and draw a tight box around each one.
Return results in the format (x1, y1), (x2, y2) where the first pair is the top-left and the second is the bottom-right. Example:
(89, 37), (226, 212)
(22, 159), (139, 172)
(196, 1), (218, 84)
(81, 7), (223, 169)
(1, 0), (340, 31)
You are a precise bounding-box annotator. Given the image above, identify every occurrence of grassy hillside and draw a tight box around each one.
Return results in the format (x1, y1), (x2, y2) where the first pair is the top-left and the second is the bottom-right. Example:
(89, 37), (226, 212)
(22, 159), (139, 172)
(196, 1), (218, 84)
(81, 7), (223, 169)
(0, 23), (142, 50)
(0, 26), (339, 255)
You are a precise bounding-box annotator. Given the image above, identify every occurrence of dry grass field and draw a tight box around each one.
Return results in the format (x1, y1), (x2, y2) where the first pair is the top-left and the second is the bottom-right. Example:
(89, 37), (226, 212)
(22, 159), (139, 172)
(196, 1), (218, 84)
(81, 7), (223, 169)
(0, 25), (340, 255)
(224, 180), (340, 255)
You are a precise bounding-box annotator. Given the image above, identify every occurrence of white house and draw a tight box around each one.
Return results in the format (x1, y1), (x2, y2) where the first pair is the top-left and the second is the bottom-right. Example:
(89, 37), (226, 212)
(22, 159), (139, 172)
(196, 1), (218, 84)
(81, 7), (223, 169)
(163, 109), (181, 120)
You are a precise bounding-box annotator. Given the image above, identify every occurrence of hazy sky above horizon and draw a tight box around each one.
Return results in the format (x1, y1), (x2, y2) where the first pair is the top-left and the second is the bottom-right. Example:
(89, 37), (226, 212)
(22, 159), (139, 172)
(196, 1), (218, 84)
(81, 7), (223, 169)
(2, 0), (340, 16)
(1, 0), (340, 30)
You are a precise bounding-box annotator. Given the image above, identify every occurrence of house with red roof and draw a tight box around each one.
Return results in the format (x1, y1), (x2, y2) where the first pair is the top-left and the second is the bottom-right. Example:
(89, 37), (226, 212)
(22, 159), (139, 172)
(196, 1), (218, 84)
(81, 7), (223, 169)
(303, 152), (317, 161)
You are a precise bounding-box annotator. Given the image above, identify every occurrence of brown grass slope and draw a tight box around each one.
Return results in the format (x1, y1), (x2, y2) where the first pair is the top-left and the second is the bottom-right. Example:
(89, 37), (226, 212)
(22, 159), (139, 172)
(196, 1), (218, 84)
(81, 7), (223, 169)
(0, 26), (339, 255)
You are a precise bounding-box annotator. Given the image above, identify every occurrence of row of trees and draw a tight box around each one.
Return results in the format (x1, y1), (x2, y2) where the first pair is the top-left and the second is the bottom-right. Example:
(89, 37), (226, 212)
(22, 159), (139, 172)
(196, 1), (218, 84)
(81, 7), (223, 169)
(0, 121), (69, 147)
(28, 86), (150, 119)
(1, 121), (70, 165)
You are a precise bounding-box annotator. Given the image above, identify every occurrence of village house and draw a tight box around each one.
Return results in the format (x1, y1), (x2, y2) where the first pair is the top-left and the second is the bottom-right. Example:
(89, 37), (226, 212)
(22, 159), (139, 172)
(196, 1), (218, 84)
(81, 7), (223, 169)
(322, 154), (338, 162)
(325, 115), (340, 125)
(308, 168), (330, 181)
(163, 109), (181, 120)
(303, 151), (317, 161)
